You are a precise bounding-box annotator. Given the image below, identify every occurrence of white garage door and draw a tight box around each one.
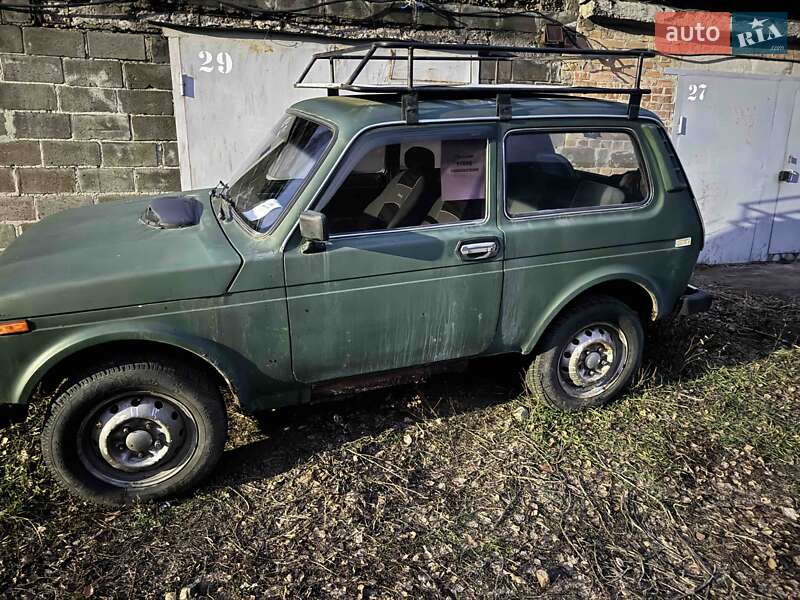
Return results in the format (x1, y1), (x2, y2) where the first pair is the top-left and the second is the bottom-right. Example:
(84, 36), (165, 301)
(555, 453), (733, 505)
(671, 70), (800, 264)
(164, 28), (476, 190)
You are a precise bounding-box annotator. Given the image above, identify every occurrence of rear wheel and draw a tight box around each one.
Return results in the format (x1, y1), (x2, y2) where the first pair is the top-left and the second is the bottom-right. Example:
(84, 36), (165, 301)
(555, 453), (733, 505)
(527, 295), (644, 411)
(42, 358), (227, 505)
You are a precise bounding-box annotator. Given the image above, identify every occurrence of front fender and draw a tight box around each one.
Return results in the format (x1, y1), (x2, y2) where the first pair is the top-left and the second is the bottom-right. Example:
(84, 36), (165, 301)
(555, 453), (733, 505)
(1, 287), (299, 411)
(7, 323), (247, 409)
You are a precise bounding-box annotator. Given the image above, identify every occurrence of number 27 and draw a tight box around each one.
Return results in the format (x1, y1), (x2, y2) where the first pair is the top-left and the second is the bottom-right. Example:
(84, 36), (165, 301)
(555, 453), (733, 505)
(687, 83), (707, 102)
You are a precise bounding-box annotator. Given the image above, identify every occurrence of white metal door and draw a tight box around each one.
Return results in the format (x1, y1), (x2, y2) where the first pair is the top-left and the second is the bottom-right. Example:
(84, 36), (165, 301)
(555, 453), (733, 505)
(164, 28), (476, 190)
(671, 71), (793, 264)
(768, 82), (800, 257)
(166, 30), (336, 190)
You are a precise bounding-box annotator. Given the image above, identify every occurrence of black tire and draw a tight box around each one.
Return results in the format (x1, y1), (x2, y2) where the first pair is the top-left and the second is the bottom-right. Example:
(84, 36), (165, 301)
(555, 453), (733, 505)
(527, 295), (644, 411)
(41, 358), (227, 505)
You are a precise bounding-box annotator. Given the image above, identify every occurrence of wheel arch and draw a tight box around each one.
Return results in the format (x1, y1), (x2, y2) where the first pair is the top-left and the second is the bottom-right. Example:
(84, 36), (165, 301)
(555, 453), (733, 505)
(18, 332), (242, 411)
(522, 275), (662, 355)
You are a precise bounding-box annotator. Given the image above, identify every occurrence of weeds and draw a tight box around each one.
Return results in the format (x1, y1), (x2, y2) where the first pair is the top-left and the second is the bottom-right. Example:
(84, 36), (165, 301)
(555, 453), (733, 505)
(0, 276), (798, 598)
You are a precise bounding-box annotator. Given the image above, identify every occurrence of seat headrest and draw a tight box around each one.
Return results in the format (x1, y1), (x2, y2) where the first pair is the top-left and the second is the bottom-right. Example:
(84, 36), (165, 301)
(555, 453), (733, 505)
(533, 152), (574, 179)
(620, 170), (643, 195)
(404, 146), (435, 171)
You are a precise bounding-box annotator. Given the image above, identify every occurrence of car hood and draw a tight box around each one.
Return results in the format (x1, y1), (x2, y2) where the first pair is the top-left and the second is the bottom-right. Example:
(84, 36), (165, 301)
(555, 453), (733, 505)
(0, 192), (242, 320)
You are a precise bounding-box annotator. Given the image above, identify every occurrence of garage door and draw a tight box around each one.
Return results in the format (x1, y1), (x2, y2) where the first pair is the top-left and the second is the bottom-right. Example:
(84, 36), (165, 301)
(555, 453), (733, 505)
(671, 70), (800, 264)
(164, 27), (475, 190)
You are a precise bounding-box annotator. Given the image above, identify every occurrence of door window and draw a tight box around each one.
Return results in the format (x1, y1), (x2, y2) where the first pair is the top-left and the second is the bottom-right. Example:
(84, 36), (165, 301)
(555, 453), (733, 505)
(505, 130), (649, 217)
(321, 137), (488, 235)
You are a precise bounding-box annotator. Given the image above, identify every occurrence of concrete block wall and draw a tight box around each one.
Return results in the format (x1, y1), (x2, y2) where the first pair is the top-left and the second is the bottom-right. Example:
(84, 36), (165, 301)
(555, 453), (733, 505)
(0, 25), (179, 249)
(0, 1), (575, 251)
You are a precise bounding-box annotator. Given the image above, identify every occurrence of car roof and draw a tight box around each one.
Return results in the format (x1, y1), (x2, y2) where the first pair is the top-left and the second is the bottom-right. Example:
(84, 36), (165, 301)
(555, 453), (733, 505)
(289, 95), (662, 130)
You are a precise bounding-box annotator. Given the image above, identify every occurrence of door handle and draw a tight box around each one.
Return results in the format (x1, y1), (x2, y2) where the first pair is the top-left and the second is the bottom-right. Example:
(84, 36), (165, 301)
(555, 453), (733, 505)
(459, 240), (499, 261)
(779, 170), (799, 183)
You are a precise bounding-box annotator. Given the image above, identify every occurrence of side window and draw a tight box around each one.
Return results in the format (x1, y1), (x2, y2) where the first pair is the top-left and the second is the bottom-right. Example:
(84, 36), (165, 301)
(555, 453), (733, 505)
(322, 137), (487, 235)
(505, 130), (649, 217)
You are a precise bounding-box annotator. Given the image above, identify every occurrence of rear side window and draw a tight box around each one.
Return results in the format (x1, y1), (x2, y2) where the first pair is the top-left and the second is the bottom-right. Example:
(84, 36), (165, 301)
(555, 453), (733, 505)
(653, 125), (689, 191)
(505, 130), (649, 217)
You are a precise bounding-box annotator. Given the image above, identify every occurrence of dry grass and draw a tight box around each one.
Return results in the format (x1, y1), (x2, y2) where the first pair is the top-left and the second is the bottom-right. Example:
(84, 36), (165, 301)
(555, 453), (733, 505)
(1, 279), (798, 599)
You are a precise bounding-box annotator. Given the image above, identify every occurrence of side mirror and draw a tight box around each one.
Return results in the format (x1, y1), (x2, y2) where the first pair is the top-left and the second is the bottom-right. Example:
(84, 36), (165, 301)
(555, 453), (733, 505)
(299, 210), (329, 252)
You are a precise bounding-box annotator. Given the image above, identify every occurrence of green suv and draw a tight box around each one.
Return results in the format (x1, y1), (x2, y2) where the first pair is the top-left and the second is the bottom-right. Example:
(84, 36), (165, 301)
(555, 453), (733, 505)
(0, 43), (710, 504)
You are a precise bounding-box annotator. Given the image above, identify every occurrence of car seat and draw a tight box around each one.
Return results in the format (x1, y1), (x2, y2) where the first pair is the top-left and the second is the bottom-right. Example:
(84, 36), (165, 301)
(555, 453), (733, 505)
(358, 147), (435, 230)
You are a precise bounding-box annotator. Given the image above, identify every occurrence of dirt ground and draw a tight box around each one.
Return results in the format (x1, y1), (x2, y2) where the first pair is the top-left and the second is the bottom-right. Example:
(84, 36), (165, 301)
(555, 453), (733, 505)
(693, 263), (800, 298)
(1, 264), (799, 599)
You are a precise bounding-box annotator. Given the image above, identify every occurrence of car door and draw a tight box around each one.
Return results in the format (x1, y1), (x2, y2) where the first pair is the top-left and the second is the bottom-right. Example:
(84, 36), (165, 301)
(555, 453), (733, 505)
(283, 123), (503, 383)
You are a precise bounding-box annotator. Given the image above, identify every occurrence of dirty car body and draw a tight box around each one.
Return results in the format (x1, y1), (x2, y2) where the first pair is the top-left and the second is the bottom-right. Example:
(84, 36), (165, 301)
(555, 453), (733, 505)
(0, 97), (706, 409)
(0, 56), (710, 503)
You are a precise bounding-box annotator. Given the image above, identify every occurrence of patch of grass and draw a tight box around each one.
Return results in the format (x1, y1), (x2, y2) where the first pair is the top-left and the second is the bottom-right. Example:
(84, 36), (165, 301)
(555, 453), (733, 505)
(0, 277), (798, 598)
(518, 348), (800, 489)
(700, 351), (799, 461)
(0, 403), (53, 523)
(129, 501), (176, 531)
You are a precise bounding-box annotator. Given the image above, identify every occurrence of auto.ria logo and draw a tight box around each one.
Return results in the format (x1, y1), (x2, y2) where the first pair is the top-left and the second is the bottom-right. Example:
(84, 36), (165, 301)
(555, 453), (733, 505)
(655, 11), (787, 55)
(732, 13), (787, 54)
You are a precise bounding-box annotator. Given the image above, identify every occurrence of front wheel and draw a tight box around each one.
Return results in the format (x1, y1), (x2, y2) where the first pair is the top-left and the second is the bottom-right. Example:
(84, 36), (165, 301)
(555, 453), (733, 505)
(527, 295), (644, 411)
(42, 358), (227, 505)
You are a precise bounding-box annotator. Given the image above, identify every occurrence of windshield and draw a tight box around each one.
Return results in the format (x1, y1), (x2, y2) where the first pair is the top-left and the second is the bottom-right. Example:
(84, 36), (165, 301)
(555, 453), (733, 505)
(226, 114), (333, 233)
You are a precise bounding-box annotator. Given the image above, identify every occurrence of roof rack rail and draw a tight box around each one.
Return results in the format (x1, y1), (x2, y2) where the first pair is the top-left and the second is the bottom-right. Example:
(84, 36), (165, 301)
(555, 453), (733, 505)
(295, 41), (655, 123)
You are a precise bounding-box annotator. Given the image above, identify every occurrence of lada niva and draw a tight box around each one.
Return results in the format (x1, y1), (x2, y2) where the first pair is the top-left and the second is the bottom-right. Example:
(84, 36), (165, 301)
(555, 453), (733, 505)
(0, 43), (710, 504)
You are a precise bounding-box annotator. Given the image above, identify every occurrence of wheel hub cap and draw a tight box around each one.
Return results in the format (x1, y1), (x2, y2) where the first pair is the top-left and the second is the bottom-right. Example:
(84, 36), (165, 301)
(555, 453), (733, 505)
(125, 430), (154, 453)
(584, 351), (602, 371)
(86, 395), (189, 475)
(557, 323), (629, 399)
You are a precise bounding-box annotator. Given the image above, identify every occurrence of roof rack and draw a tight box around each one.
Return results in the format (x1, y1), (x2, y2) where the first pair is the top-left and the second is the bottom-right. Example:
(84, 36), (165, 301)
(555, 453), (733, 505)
(295, 41), (655, 123)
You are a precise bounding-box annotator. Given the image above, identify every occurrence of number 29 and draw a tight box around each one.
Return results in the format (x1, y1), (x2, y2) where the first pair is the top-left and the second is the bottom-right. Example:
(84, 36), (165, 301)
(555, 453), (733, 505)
(198, 50), (232, 74)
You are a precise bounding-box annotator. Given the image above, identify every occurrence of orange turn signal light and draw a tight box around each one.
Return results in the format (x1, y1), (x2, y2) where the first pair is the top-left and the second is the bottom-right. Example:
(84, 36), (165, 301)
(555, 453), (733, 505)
(0, 320), (30, 336)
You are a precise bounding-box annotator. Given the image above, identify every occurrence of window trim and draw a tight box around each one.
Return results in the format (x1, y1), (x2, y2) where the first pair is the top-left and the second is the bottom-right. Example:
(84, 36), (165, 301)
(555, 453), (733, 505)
(280, 114), (666, 253)
(313, 127), (494, 241)
(501, 126), (654, 222)
(227, 110), (339, 238)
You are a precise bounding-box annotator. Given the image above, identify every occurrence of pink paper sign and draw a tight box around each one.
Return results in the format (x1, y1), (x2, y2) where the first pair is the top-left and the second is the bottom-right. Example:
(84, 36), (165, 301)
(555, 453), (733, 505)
(441, 139), (486, 201)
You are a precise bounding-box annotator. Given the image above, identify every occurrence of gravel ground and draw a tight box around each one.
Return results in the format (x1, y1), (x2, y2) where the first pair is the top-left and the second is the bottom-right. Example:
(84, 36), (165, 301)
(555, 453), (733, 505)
(1, 278), (798, 599)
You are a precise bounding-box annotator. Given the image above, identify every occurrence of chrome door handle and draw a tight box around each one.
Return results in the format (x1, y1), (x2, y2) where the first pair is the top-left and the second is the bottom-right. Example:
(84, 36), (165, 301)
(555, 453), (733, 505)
(779, 170), (799, 183)
(459, 241), (499, 260)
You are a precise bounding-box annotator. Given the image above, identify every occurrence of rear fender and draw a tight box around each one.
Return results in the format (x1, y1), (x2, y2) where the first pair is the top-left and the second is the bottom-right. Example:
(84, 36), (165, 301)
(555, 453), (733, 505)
(521, 270), (663, 355)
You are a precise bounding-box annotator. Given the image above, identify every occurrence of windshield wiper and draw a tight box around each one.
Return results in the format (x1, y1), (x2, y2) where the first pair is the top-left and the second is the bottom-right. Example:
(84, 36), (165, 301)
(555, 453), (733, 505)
(211, 180), (234, 221)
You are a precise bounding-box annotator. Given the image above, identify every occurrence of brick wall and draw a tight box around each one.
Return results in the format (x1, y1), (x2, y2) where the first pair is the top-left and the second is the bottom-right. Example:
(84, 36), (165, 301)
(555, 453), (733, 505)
(572, 19), (800, 131)
(0, 25), (179, 249)
(559, 24), (678, 128)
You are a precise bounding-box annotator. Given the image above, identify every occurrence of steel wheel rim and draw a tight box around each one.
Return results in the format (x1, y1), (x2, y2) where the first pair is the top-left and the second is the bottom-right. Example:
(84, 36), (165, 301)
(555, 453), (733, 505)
(77, 392), (198, 489)
(556, 322), (628, 400)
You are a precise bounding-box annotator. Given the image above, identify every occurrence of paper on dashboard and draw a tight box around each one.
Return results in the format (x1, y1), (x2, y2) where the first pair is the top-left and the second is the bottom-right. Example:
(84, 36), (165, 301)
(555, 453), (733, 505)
(243, 198), (281, 221)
